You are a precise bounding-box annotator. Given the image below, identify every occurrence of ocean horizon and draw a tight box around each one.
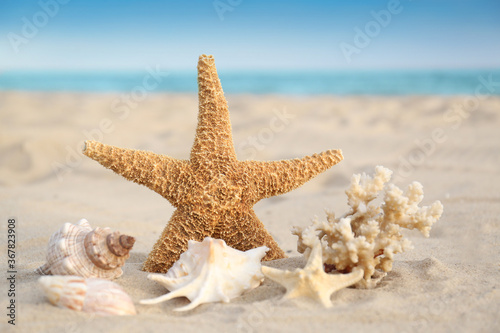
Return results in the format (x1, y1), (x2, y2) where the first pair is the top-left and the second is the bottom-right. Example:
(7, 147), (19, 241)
(1, 69), (499, 95)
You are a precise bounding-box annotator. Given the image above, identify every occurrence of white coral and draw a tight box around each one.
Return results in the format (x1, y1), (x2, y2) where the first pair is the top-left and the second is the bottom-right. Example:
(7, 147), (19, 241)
(293, 166), (443, 289)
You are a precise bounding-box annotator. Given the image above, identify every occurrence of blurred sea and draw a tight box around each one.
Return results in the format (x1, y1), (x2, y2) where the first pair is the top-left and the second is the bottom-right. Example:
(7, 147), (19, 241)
(1, 69), (499, 95)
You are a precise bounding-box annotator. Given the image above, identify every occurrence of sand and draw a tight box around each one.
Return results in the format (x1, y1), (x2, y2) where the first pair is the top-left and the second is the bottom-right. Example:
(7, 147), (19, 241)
(1, 91), (499, 332)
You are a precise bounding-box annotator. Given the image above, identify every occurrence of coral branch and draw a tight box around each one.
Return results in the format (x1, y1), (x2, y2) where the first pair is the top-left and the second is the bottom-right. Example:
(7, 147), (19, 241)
(293, 166), (443, 288)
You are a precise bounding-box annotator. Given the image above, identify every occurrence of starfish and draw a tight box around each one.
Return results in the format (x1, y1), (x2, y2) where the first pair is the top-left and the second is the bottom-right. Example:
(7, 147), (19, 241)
(83, 54), (343, 273)
(261, 243), (364, 307)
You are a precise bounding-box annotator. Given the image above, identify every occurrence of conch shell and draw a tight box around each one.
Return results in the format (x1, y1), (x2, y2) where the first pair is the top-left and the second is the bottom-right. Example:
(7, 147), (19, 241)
(39, 275), (136, 316)
(140, 237), (268, 311)
(36, 219), (135, 279)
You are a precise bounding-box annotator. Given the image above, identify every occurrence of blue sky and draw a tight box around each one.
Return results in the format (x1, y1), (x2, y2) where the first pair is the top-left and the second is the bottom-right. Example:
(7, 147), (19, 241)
(0, 0), (499, 70)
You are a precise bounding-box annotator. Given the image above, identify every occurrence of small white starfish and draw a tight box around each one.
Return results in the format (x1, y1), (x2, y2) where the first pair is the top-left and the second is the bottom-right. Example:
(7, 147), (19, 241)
(261, 243), (363, 307)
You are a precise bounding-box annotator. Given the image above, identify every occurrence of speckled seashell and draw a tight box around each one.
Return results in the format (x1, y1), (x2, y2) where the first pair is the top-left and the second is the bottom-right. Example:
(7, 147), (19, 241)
(39, 275), (136, 316)
(140, 237), (268, 311)
(36, 219), (135, 279)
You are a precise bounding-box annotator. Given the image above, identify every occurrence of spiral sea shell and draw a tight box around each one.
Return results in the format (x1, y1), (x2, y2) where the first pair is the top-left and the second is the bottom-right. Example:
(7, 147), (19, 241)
(36, 219), (135, 279)
(141, 237), (268, 311)
(39, 275), (136, 316)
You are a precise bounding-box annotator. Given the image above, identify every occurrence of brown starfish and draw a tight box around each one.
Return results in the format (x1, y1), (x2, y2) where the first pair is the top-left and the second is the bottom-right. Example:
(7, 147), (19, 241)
(83, 54), (343, 273)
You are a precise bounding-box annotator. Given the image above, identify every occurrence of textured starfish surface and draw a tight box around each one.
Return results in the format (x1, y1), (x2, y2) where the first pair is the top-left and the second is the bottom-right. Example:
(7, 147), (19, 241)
(262, 243), (363, 307)
(83, 54), (343, 273)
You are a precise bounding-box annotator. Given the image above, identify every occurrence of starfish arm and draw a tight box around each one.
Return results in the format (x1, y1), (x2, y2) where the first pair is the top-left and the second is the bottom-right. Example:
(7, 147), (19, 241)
(261, 266), (298, 291)
(307, 243), (363, 303)
(142, 208), (217, 273)
(211, 209), (286, 261)
(304, 242), (324, 270)
(83, 140), (188, 205)
(190, 54), (237, 163)
(325, 268), (364, 294)
(245, 149), (343, 200)
(317, 292), (335, 308)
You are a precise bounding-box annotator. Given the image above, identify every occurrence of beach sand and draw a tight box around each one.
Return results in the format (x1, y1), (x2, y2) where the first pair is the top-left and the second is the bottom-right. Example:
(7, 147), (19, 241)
(1, 92), (499, 332)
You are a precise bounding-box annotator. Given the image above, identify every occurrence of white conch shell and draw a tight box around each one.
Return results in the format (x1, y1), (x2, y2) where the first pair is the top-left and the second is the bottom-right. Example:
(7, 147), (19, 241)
(140, 237), (268, 311)
(36, 219), (135, 279)
(39, 275), (136, 316)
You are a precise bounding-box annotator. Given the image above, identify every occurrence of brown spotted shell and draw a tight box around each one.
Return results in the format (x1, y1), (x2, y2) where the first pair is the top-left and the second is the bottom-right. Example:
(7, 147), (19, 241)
(36, 219), (135, 279)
